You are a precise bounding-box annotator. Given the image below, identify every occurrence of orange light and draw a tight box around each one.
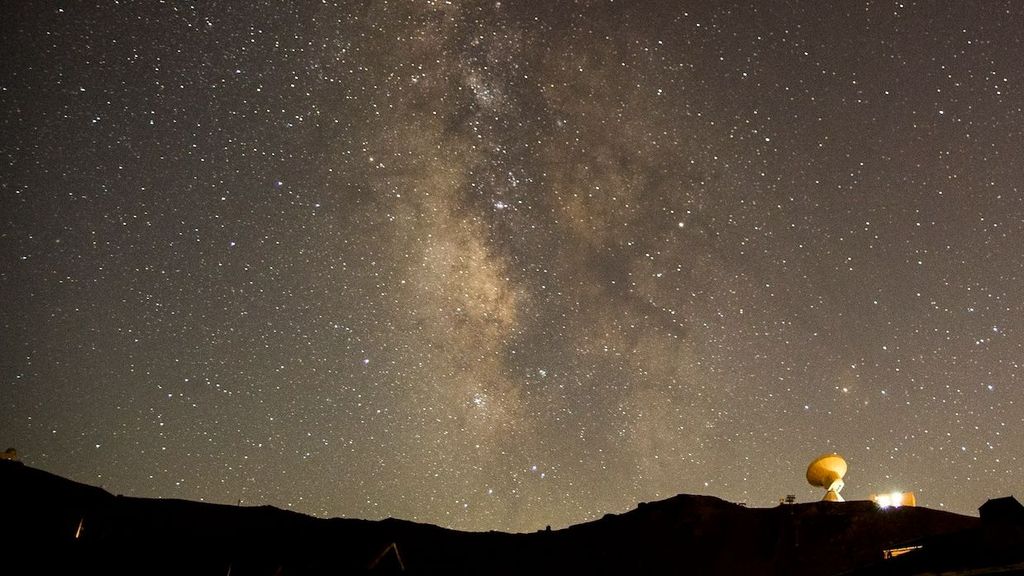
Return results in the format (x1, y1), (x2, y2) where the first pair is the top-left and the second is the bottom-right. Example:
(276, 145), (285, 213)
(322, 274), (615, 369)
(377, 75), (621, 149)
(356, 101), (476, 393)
(873, 491), (916, 508)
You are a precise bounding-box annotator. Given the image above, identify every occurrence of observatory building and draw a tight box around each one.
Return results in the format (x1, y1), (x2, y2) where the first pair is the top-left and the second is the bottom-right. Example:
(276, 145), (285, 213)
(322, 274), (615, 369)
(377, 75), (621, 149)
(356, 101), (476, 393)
(807, 454), (847, 502)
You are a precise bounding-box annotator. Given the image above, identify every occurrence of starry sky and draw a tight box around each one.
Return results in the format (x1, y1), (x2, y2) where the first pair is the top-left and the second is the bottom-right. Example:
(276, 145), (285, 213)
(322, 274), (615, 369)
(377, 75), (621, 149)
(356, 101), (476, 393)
(2, 1), (1022, 533)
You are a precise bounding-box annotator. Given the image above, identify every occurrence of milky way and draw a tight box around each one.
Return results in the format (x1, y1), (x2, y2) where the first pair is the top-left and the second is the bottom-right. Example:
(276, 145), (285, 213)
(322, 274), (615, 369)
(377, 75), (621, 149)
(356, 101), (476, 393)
(2, 1), (1022, 532)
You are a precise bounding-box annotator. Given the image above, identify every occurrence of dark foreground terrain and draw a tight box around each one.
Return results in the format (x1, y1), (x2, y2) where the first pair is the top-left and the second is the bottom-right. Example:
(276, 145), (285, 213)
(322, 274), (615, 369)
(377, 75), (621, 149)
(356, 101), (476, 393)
(2, 460), (1022, 575)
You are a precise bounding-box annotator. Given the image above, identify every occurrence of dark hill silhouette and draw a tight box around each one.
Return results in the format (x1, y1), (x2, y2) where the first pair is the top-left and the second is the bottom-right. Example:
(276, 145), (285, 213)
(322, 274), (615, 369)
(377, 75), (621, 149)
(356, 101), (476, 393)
(2, 460), (1021, 574)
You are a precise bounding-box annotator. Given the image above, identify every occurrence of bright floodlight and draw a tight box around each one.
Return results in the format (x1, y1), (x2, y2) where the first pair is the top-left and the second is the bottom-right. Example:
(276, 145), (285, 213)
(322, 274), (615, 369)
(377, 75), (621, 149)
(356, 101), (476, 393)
(874, 491), (916, 508)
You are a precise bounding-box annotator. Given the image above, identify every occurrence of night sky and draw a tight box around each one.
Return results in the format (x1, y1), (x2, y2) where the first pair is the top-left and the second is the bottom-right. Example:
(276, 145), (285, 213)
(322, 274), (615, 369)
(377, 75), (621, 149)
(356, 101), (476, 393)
(2, 1), (1022, 533)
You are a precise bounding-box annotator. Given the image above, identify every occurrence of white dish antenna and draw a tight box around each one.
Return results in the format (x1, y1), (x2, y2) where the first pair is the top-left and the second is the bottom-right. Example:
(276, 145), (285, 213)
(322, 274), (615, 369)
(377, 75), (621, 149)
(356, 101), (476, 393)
(806, 453), (847, 502)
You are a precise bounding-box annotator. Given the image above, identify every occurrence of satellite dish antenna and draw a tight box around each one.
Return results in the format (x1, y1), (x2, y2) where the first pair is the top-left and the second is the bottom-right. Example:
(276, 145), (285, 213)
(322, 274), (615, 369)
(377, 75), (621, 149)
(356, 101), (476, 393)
(806, 453), (847, 502)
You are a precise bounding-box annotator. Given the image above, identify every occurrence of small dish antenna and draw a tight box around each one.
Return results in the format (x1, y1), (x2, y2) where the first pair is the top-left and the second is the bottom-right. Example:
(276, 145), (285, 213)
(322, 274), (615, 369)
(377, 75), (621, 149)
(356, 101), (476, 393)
(806, 453), (847, 502)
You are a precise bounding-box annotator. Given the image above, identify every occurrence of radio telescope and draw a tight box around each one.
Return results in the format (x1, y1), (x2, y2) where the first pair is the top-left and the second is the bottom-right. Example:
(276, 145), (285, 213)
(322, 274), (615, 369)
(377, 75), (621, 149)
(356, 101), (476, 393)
(806, 454), (847, 502)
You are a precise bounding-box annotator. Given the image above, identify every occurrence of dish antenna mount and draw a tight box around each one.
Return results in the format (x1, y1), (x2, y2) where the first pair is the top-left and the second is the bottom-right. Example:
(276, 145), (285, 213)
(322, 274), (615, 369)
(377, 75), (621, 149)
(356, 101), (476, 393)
(806, 454), (847, 502)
